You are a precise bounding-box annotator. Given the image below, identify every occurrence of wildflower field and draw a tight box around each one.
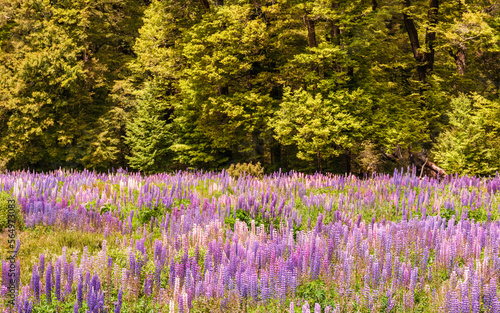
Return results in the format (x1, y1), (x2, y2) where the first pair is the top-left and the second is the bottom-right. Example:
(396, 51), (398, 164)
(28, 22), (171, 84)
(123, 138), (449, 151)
(1, 169), (500, 313)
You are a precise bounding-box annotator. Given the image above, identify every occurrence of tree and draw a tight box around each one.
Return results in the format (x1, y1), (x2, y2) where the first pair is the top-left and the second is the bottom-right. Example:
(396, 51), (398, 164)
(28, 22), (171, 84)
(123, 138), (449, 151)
(433, 94), (500, 175)
(125, 82), (173, 173)
(273, 87), (367, 171)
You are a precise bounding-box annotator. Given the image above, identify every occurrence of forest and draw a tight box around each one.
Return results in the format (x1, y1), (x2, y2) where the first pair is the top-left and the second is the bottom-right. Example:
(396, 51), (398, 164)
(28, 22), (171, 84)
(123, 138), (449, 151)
(0, 0), (499, 175)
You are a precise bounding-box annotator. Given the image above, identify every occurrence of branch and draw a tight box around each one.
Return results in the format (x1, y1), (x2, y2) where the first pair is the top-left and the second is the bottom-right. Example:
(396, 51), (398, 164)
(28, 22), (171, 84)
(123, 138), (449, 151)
(420, 158), (427, 178)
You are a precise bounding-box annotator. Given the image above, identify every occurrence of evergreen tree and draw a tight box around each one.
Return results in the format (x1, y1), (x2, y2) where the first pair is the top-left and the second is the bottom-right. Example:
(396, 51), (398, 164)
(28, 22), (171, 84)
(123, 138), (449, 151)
(125, 82), (173, 173)
(434, 94), (500, 175)
(0, 0), (146, 171)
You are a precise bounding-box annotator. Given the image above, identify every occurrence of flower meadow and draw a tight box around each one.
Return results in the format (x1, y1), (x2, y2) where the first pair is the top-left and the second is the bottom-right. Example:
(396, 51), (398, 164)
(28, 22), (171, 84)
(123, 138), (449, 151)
(0, 169), (500, 313)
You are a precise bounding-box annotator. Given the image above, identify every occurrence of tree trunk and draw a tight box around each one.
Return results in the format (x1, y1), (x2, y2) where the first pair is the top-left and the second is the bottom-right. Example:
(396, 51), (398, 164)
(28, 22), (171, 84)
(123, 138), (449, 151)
(456, 46), (466, 75)
(304, 15), (317, 48)
(345, 149), (351, 174)
(403, 9), (426, 81)
(317, 150), (322, 172)
(214, 0), (223, 6)
(424, 0), (439, 71)
(409, 151), (446, 179)
(199, 0), (210, 10)
(403, 0), (439, 83)
(330, 2), (341, 45)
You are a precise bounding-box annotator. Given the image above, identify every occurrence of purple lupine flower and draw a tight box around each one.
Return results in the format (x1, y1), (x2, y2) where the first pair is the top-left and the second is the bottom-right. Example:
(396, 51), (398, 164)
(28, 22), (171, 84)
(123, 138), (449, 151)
(484, 283), (492, 310)
(387, 295), (396, 312)
(30, 264), (40, 302)
(77, 276), (83, 307)
(55, 264), (61, 301)
(490, 280), (498, 303)
(45, 262), (53, 304)
(447, 291), (459, 313)
(471, 274), (480, 313)
(410, 267), (418, 291)
(114, 287), (123, 313)
(129, 253), (136, 277)
(169, 259), (176, 286)
(179, 293), (184, 313)
(491, 297), (500, 313)
(85, 271), (91, 294)
(154, 260), (162, 292)
(65, 262), (74, 296)
(73, 299), (79, 313)
(20, 299), (34, 313)
(302, 301), (311, 313)
(290, 301), (295, 313)
(87, 287), (96, 311)
(260, 272), (270, 302)
(143, 273), (152, 296)
(136, 258), (143, 278)
(461, 283), (470, 313)
(91, 274), (101, 292)
(39, 254), (45, 279)
(314, 303), (321, 313)
(94, 290), (105, 312)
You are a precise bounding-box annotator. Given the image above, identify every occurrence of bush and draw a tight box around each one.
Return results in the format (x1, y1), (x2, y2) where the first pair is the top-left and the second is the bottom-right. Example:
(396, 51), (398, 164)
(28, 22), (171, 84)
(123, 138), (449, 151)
(0, 192), (24, 232)
(227, 162), (264, 179)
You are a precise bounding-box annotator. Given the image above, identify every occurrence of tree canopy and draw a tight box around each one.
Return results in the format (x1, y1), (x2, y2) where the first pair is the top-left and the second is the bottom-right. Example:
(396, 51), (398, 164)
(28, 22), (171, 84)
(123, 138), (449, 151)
(1, 0), (499, 175)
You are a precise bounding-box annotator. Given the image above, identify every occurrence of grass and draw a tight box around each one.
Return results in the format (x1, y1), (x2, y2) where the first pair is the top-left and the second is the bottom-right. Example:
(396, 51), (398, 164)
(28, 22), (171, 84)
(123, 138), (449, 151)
(0, 226), (107, 285)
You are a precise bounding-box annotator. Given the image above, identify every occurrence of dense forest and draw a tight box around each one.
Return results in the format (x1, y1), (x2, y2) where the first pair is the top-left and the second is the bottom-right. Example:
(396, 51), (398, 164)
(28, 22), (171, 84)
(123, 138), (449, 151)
(0, 0), (499, 175)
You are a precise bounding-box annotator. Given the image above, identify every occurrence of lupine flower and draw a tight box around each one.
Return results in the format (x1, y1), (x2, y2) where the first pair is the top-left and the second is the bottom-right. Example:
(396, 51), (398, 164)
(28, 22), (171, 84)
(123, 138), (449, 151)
(30, 265), (40, 302)
(87, 287), (95, 311)
(314, 303), (321, 313)
(20, 299), (34, 313)
(55, 264), (61, 301)
(114, 287), (123, 313)
(461, 283), (470, 313)
(77, 276), (83, 307)
(154, 260), (162, 292)
(302, 301), (310, 313)
(38, 254), (45, 279)
(45, 262), (53, 303)
(5, 168), (500, 312)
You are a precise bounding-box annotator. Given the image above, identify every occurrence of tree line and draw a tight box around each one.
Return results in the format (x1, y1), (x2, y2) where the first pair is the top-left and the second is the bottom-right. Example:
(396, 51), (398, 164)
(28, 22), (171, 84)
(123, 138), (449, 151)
(1, 0), (499, 175)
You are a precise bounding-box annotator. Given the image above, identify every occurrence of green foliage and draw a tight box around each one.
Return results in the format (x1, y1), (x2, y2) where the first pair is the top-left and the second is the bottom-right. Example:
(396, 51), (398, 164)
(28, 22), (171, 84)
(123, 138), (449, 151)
(225, 209), (279, 232)
(137, 205), (168, 225)
(0, 191), (23, 231)
(0, 0), (145, 171)
(468, 208), (488, 222)
(434, 94), (500, 176)
(296, 280), (337, 309)
(440, 208), (456, 222)
(273, 88), (367, 171)
(227, 162), (264, 179)
(99, 203), (116, 215)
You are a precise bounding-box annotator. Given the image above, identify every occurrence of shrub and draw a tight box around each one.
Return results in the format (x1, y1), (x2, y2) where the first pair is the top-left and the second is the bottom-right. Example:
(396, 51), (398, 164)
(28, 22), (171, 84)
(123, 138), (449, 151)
(227, 162), (264, 179)
(0, 191), (24, 232)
